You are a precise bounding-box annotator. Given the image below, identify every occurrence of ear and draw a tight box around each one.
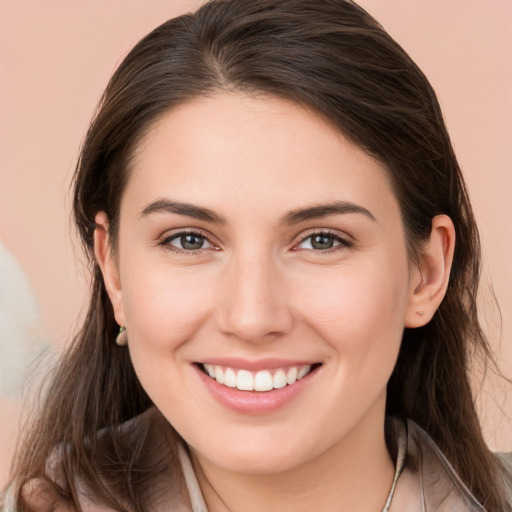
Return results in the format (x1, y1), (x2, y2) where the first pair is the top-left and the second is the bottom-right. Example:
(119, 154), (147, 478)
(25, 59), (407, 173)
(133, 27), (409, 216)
(94, 212), (126, 327)
(404, 214), (456, 328)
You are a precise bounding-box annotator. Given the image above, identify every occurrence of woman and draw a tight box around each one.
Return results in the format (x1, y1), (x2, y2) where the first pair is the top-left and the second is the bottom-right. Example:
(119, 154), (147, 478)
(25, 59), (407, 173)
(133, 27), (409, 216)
(3, 0), (511, 510)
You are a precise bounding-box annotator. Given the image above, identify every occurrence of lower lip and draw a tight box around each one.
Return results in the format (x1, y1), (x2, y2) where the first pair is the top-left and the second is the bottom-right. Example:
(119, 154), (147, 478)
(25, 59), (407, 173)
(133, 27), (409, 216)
(194, 365), (319, 415)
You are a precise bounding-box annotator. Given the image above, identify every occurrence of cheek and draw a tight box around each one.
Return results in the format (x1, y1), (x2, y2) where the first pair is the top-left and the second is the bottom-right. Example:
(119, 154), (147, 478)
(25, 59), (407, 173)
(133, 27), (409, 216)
(295, 260), (410, 358)
(119, 256), (217, 349)
(292, 263), (410, 427)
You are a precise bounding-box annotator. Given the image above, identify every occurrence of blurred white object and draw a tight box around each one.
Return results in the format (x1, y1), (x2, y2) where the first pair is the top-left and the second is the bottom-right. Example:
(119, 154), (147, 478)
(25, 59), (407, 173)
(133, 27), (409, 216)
(0, 241), (50, 397)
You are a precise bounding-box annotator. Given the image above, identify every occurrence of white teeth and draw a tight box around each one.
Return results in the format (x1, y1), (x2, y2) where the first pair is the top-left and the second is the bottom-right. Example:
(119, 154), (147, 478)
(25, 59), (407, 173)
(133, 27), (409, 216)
(273, 369), (287, 389)
(202, 363), (315, 392)
(237, 370), (254, 391)
(205, 363), (216, 378)
(297, 365), (311, 379)
(224, 368), (237, 388)
(214, 366), (225, 384)
(286, 367), (298, 385)
(254, 370), (273, 392)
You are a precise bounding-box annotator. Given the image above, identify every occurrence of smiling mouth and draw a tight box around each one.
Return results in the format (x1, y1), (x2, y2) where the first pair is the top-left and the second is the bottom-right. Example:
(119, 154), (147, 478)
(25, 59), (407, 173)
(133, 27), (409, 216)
(198, 363), (320, 392)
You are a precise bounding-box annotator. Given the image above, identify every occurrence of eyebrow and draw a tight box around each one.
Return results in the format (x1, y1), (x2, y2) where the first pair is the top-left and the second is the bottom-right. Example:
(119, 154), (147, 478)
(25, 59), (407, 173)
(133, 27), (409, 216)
(281, 201), (376, 224)
(140, 199), (227, 224)
(139, 198), (375, 225)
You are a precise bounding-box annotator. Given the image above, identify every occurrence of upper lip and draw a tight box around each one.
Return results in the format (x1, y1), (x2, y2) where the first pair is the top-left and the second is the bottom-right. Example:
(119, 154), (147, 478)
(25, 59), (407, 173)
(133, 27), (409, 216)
(196, 357), (320, 372)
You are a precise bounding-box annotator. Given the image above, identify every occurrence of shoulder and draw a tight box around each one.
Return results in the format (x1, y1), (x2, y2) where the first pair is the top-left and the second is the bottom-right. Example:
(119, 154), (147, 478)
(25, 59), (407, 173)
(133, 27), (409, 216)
(404, 419), (512, 509)
(4, 477), (121, 512)
(2, 478), (74, 512)
(4, 408), (189, 512)
(497, 452), (512, 501)
(399, 419), (485, 510)
(497, 452), (512, 474)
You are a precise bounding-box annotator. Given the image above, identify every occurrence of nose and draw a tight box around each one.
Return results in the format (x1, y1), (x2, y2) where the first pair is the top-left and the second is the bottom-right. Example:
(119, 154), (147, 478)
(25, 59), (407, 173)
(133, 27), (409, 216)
(216, 251), (293, 343)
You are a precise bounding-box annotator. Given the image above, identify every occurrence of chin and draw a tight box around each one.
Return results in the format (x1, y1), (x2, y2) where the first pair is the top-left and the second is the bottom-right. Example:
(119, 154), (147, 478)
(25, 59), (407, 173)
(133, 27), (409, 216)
(208, 448), (303, 475)
(188, 424), (318, 475)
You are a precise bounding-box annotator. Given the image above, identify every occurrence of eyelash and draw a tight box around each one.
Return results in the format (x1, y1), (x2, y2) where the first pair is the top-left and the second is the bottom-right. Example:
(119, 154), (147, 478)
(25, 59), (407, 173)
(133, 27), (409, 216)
(157, 229), (354, 255)
(158, 230), (217, 255)
(293, 230), (354, 254)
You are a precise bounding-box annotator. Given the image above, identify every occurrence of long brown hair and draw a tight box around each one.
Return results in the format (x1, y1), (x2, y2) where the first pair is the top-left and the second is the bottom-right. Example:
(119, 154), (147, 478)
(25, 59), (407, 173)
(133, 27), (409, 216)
(5, 1), (511, 510)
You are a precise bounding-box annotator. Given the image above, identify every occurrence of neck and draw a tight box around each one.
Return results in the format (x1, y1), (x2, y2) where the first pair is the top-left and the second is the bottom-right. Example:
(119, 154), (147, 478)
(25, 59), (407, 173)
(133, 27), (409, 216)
(190, 403), (395, 512)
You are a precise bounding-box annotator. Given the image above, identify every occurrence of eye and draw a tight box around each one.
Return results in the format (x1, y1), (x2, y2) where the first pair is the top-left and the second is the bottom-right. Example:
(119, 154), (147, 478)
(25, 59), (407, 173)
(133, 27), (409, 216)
(160, 231), (215, 253)
(295, 231), (353, 252)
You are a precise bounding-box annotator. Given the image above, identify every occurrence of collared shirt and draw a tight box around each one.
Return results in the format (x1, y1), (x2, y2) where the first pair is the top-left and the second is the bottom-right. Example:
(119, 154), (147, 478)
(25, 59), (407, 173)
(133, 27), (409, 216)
(4, 412), (511, 511)
(177, 417), (512, 512)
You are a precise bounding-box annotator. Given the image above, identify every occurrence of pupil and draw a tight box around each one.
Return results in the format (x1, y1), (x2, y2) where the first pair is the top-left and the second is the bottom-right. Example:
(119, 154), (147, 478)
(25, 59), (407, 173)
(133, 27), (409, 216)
(312, 234), (333, 250)
(182, 234), (203, 250)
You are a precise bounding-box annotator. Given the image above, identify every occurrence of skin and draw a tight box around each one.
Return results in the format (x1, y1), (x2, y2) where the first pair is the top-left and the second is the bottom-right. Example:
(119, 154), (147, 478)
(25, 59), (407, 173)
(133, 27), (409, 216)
(95, 92), (455, 512)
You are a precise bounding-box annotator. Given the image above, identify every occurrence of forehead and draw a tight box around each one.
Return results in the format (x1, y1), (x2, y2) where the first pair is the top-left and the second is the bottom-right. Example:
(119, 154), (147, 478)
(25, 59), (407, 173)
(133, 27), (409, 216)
(125, 92), (399, 223)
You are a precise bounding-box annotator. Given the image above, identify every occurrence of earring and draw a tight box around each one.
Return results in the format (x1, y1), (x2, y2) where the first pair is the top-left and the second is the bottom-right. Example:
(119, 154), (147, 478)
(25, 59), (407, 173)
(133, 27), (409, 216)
(116, 326), (128, 346)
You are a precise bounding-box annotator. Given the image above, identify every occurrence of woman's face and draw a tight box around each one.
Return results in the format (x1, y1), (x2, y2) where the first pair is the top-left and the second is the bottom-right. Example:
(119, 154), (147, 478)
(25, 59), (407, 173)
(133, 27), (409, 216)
(102, 92), (423, 474)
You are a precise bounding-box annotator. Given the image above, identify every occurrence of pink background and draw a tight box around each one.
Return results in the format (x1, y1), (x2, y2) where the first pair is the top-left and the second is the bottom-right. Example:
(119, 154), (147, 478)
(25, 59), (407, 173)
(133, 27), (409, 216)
(1, 0), (511, 487)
